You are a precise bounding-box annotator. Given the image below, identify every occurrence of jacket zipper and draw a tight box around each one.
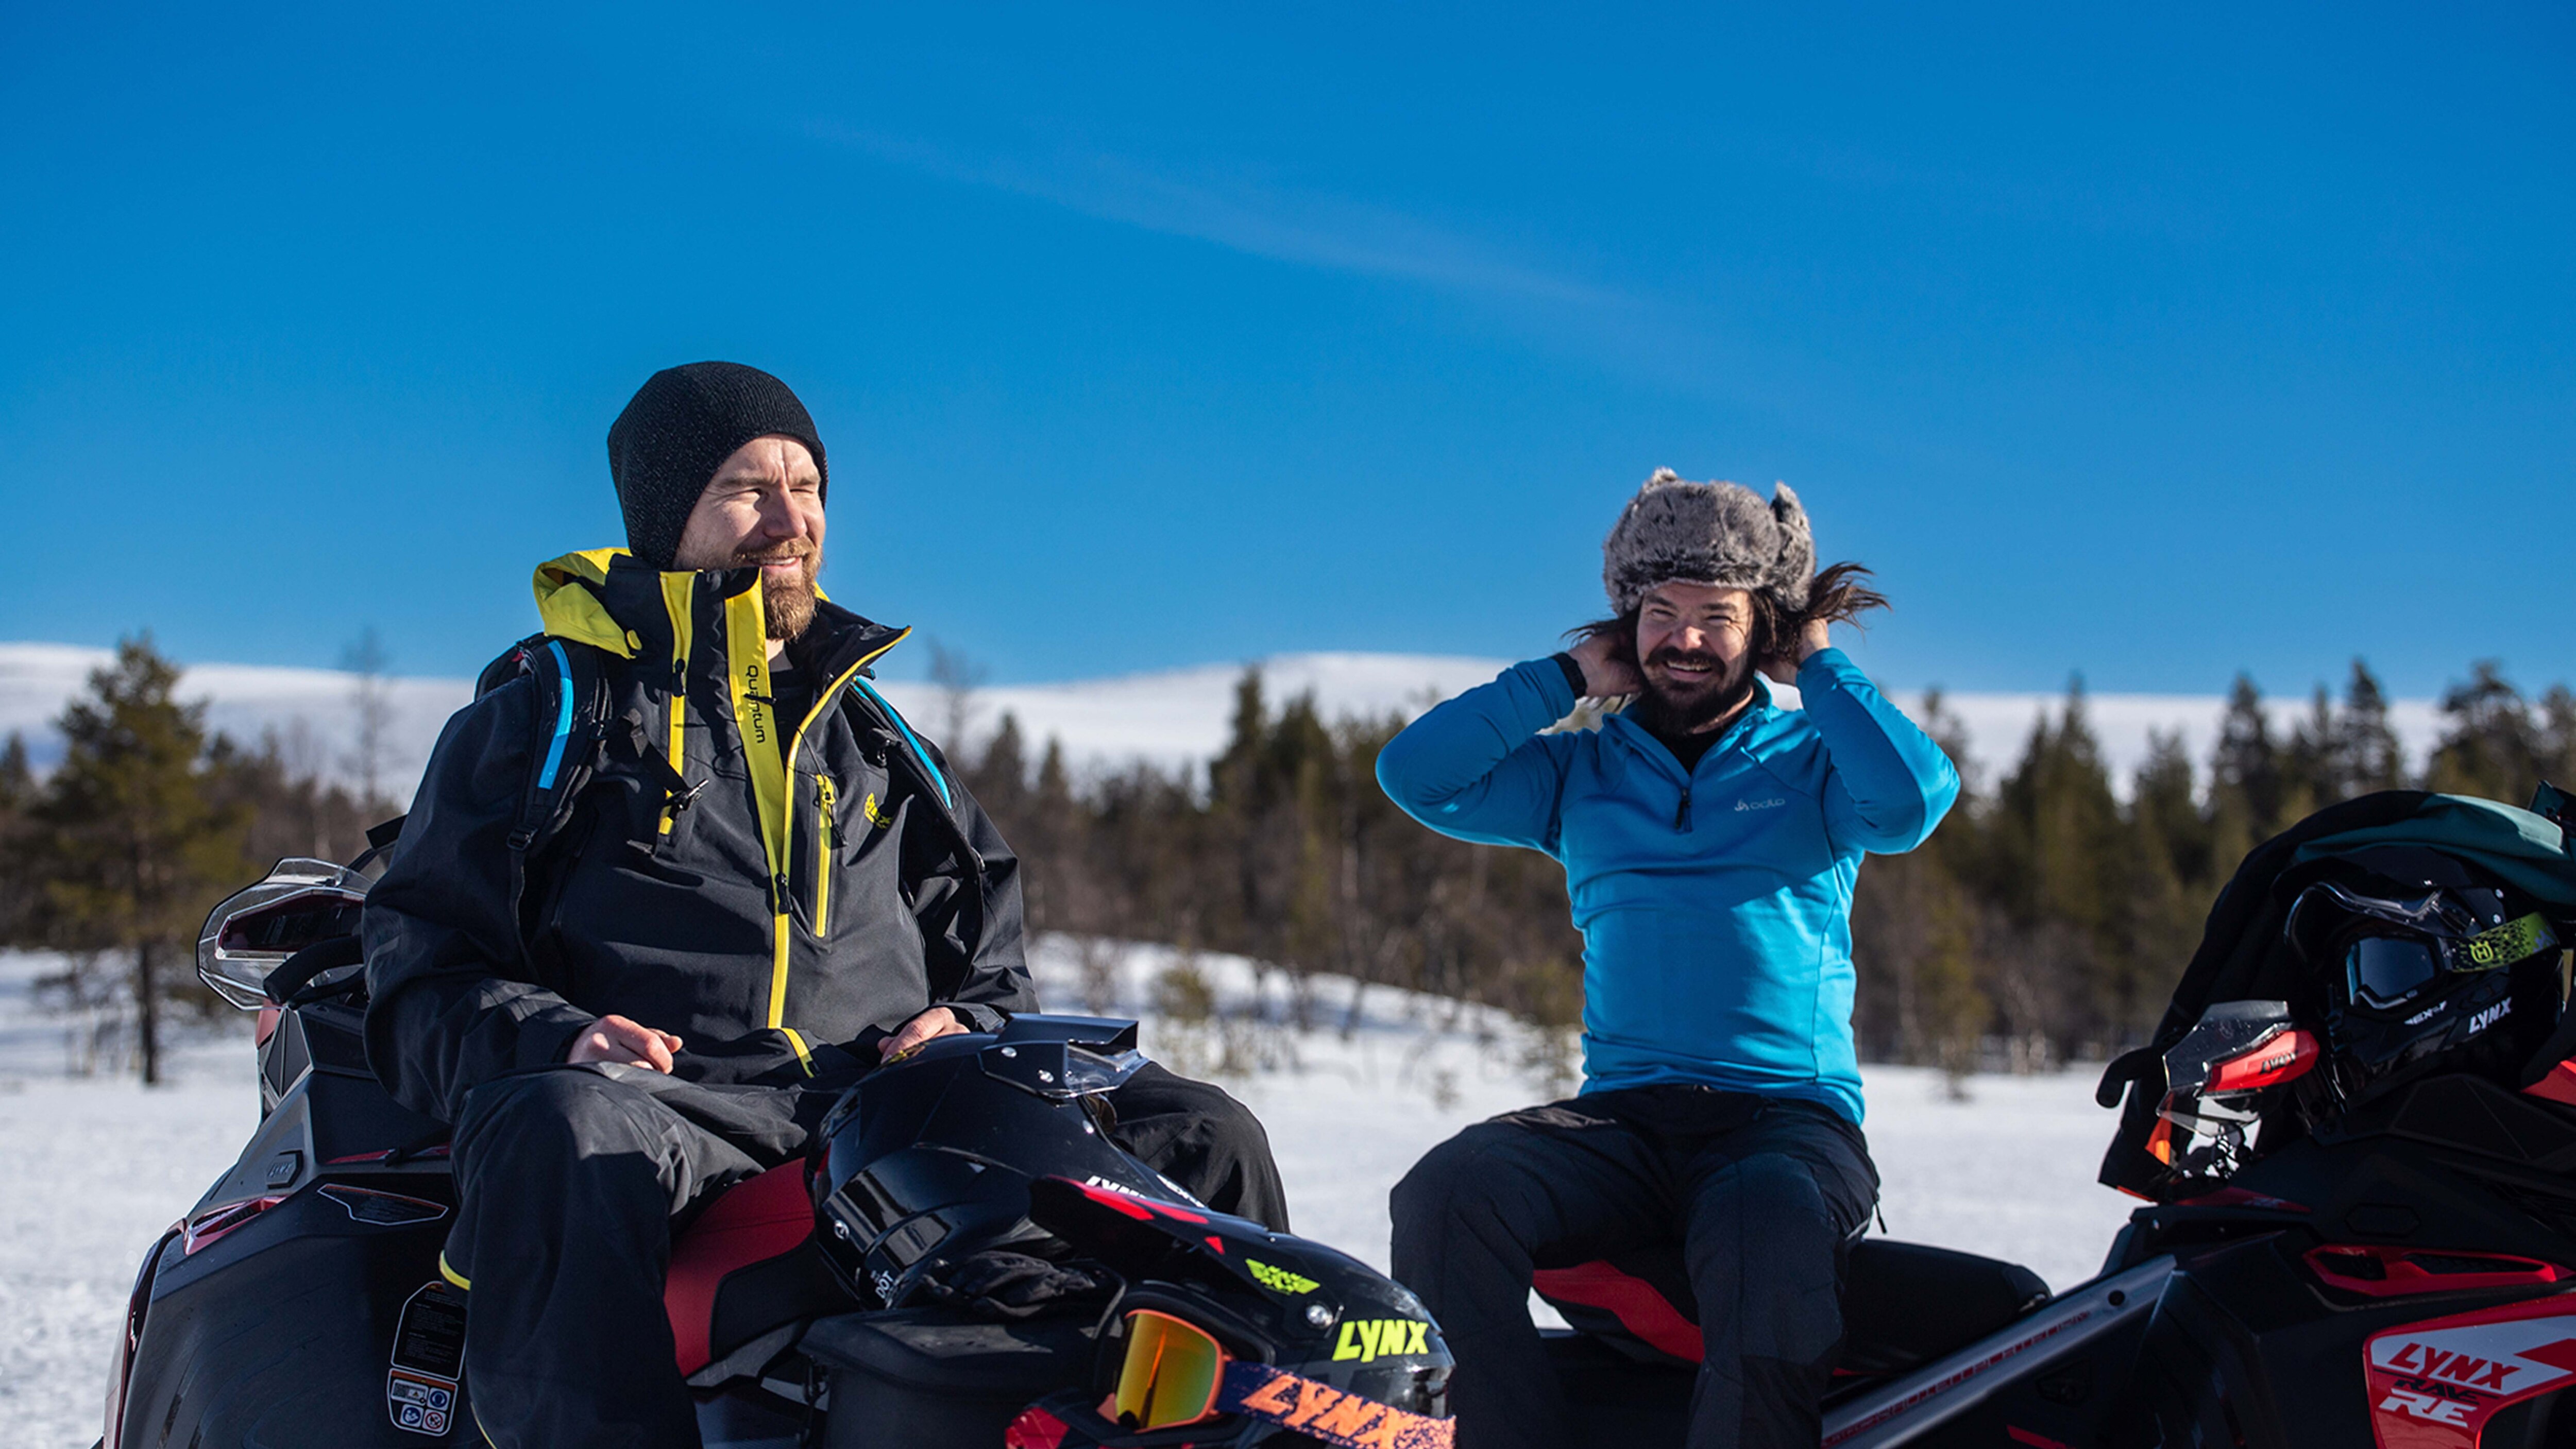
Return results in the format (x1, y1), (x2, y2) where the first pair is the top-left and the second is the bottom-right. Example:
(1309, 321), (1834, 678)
(1674, 785), (1693, 833)
(814, 775), (836, 934)
(722, 589), (908, 1037)
(658, 573), (694, 837)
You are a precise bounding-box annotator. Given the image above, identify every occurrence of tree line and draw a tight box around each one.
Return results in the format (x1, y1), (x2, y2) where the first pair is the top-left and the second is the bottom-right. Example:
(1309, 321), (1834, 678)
(7, 635), (2570, 1083)
(953, 657), (2576, 1075)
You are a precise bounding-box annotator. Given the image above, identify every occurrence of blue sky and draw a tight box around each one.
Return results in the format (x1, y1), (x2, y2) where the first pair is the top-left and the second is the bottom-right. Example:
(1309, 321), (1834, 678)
(4, 3), (2570, 698)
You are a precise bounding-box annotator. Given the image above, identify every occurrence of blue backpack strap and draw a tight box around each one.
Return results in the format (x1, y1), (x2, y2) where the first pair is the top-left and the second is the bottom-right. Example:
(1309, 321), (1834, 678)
(852, 678), (953, 809)
(473, 635), (614, 941)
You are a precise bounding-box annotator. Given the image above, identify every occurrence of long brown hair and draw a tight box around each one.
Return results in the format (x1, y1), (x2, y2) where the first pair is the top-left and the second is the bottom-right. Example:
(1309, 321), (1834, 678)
(1568, 561), (1890, 673)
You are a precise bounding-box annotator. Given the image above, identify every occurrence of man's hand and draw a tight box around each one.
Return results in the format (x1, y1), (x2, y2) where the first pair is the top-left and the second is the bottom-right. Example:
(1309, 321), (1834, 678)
(1761, 618), (1831, 684)
(568, 1014), (684, 1072)
(1568, 633), (1644, 698)
(879, 1006), (970, 1062)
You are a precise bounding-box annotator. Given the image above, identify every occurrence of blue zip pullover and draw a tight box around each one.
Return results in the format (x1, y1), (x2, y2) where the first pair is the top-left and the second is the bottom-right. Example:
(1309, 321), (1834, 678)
(1375, 649), (1959, 1123)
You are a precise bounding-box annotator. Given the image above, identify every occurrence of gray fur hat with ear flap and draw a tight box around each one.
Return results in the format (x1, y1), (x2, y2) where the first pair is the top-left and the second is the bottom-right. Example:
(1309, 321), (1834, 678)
(1601, 468), (1815, 615)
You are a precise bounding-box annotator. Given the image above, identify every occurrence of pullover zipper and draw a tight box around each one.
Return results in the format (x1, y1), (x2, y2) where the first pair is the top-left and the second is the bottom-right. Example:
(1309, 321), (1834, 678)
(1674, 785), (1693, 833)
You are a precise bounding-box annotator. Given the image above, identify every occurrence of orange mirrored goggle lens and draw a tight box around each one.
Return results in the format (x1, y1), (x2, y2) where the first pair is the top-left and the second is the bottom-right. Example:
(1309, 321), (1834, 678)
(1111, 1310), (1225, 1429)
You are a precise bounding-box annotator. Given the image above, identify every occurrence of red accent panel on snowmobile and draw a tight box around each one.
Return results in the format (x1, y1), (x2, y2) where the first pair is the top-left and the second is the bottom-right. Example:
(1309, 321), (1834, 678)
(2524, 1059), (2576, 1106)
(2306, 1243), (2568, 1298)
(664, 1162), (814, 1375)
(2208, 1028), (2319, 1091)
(183, 1196), (285, 1255)
(2174, 1185), (2309, 1212)
(2363, 1296), (2576, 1448)
(1531, 1261), (1704, 1363)
(1004, 1405), (1072, 1448)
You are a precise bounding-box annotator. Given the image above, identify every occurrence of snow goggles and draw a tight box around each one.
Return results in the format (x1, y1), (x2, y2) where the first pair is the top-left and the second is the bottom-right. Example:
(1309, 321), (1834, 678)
(1108, 1310), (1228, 1430)
(2293, 878), (2560, 1010)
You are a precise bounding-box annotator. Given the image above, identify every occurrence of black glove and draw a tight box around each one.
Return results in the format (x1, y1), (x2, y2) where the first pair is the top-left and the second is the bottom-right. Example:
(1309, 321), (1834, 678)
(919, 1250), (1114, 1320)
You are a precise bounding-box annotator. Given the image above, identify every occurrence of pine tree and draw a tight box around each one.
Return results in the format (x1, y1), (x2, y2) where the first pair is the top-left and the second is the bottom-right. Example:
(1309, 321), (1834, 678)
(23, 637), (248, 1084)
(2114, 732), (2207, 1043)
(0, 732), (35, 943)
(2426, 661), (2537, 802)
(2210, 674), (2287, 842)
(2335, 660), (2406, 797)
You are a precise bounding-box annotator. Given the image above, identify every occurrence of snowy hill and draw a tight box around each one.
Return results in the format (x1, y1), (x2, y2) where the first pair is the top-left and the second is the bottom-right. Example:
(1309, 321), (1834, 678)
(1, 640), (2443, 805)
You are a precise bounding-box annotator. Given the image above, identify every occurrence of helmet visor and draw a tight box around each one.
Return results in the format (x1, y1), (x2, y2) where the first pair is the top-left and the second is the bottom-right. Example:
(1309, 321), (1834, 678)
(1111, 1310), (1226, 1429)
(2347, 935), (2443, 1009)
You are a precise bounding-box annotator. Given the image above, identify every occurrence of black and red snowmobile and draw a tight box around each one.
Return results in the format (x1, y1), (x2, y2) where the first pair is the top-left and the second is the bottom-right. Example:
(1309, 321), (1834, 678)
(1528, 787), (2576, 1447)
(101, 849), (1456, 1448)
(102, 786), (2576, 1448)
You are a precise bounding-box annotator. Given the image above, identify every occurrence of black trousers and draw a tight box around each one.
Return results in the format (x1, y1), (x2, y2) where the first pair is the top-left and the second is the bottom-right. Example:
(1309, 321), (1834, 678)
(1390, 1086), (1876, 1449)
(443, 1061), (1285, 1449)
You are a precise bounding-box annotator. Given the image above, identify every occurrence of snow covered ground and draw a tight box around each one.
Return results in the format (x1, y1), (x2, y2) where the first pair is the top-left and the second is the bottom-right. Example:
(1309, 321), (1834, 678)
(0, 942), (2139, 1448)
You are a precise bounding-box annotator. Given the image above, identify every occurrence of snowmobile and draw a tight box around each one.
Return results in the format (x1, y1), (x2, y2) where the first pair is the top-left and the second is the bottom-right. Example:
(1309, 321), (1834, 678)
(101, 847), (1455, 1448)
(105, 787), (2576, 1449)
(1529, 787), (2576, 1446)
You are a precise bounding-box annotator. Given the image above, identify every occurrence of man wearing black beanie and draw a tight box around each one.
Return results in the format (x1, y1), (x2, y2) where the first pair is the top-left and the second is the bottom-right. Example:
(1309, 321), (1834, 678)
(363, 362), (1288, 1447)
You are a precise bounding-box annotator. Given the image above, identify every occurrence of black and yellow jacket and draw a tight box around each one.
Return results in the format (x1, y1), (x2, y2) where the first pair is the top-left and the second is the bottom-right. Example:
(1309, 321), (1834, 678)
(361, 549), (1035, 1125)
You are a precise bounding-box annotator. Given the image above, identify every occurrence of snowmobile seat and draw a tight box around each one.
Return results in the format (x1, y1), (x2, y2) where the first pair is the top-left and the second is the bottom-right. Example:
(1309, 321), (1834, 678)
(1534, 1237), (2051, 1377)
(664, 1161), (850, 1379)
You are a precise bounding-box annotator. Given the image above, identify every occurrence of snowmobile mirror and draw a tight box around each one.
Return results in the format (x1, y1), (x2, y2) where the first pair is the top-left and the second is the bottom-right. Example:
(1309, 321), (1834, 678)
(2162, 1000), (2298, 1097)
(2154, 1000), (2317, 1180)
(979, 1041), (1149, 1100)
(996, 1014), (1141, 1054)
(196, 858), (370, 1010)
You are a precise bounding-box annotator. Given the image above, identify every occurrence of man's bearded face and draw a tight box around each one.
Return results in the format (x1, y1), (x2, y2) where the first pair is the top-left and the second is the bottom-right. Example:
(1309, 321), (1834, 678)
(1628, 582), (1760, 734)
(669, 435), (828, 642)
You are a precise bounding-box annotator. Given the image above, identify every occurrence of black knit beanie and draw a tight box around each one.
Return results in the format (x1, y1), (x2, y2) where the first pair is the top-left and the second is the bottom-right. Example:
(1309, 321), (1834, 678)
(606, 362), (828, 569)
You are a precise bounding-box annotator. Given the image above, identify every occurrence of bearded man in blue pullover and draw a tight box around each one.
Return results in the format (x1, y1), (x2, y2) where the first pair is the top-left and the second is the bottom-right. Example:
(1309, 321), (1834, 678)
(1378, 470), (1959, 1449)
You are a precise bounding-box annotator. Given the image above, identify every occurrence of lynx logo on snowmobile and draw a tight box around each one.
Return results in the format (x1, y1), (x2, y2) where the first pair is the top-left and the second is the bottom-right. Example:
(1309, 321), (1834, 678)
(2363, 1308), (2576, 1447)
(2373, 1330), (2563, 1395)
(1248, 1257), (1320, 1294)
(1333, 1317), (1429, 1361)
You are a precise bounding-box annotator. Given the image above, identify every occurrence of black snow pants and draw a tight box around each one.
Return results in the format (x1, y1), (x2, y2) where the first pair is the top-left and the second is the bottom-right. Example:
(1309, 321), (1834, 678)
(443, 1060), (1287, 1449)
(1390, 1085), (1877, 1449)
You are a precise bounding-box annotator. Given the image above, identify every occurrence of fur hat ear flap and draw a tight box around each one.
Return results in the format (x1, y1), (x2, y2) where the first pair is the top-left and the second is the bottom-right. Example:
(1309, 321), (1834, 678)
(1767, 483), (1815, 612)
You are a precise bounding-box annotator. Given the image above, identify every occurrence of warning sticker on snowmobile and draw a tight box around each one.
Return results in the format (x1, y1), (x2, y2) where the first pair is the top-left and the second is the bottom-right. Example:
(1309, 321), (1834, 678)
(1221, 1361), (1453, 1448)
(388, 1369), (456, 1437)
(389, 1281), (467, 1437)
(2363, 1303), (2576, 1449)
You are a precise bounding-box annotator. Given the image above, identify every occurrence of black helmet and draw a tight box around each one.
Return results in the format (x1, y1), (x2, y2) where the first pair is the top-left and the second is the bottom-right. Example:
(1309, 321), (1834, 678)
(2284, 845), (2567, 1108)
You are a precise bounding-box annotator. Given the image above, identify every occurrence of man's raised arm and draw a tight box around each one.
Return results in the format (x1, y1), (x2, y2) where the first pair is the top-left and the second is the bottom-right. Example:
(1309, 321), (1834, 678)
(1796, 645), (1960, 854)
(1374, 656), (1581, 851)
